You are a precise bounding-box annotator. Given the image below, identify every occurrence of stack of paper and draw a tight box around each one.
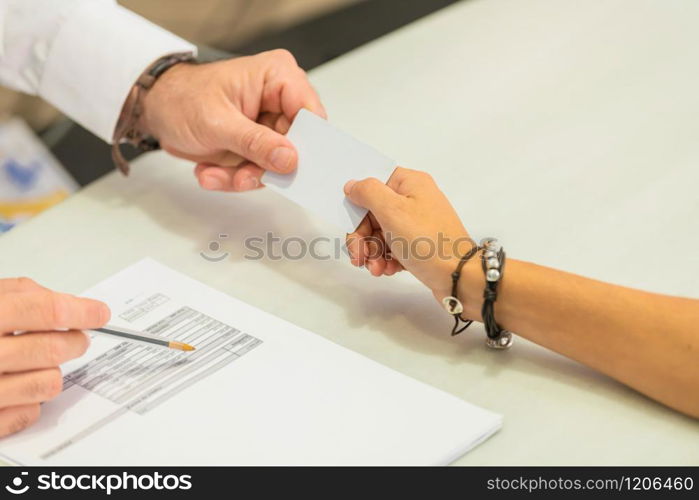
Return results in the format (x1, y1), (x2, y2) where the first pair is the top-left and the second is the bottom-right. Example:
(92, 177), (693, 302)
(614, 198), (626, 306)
(0, 259), (501, 465)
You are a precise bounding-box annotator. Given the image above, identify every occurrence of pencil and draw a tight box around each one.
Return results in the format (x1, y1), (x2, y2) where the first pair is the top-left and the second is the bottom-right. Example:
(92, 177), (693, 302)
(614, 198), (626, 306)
(93, 326), (196, 351)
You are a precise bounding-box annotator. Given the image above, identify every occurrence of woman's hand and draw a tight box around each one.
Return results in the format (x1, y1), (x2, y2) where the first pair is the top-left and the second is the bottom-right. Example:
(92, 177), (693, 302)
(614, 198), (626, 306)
(345, 169), (699, 418)
(0, 278), (110, 437)
(141, 49), (326, 192)
(344, 167), (475, 300)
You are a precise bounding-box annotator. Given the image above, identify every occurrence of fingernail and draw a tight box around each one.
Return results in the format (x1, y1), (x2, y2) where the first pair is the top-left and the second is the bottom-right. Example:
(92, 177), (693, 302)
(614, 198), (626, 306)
(240, 177), (259, 191)
(344, 180), (357, 195)
(269, 147), (295, 172)
(202, 175), (224, 190)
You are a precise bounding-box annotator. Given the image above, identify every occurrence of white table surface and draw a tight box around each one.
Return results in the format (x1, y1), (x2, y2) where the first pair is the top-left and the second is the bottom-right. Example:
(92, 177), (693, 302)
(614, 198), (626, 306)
(1, 0), (698, 464)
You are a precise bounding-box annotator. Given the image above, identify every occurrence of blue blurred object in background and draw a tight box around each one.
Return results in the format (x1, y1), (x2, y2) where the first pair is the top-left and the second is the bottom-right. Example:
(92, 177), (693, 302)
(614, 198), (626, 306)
(3, 158), (41, 191)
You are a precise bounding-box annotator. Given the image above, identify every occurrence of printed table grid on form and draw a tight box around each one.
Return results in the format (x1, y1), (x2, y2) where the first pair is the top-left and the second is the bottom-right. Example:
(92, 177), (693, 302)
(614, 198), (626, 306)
(41, 303), (262, 459)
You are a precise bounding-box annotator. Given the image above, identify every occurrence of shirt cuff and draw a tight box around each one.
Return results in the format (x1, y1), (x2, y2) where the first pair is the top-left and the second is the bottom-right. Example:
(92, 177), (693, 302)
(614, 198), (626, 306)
(38, 1), (196, 143)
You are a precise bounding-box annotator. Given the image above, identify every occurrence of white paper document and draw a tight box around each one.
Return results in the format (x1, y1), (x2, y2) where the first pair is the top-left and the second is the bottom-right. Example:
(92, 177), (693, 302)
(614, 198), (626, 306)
(0, 259), (501, 465)
(263, 109), (396, 233)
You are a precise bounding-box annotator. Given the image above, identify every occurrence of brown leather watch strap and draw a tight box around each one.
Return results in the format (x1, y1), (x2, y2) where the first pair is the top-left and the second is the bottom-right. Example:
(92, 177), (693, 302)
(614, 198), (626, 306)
(111, 52), (195, 175)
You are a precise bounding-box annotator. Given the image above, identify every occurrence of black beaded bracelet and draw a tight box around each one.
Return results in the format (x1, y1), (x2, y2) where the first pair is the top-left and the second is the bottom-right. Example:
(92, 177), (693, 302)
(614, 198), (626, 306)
(479, 238), (513, 349)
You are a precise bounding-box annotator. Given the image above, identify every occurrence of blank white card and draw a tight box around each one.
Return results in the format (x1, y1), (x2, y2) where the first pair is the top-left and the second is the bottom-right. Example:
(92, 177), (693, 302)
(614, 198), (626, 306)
(263, 109), (396, 233)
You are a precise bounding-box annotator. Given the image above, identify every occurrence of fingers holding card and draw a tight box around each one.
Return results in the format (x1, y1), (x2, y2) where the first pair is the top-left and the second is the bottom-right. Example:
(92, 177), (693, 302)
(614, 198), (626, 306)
(262, 109), (396, 233)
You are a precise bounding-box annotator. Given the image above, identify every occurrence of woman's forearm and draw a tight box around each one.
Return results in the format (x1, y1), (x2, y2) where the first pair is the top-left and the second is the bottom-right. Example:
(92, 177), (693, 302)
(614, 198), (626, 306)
(344, 168), (698, 417)
(458, 259), (699, 417)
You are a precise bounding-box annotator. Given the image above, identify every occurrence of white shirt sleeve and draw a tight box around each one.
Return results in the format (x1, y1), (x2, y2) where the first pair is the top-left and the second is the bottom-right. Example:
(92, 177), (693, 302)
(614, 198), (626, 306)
(0, 0), (196, 143)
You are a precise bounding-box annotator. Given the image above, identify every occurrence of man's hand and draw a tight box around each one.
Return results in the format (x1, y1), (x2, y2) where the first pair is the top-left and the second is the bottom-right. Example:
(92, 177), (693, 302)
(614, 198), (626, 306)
(140, 49), (326, 192)
(0, 278), (110, 437)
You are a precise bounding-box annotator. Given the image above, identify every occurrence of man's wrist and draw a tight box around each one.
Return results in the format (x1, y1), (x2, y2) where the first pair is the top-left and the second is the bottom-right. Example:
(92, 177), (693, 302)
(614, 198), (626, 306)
(139, 60), (196, 138)
(112, 53), (195, 174)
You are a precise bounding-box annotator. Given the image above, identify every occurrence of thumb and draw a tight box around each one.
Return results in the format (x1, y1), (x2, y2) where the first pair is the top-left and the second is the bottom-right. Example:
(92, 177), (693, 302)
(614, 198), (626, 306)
(226, 114), (298, 173)
(344, 178), (402, 215)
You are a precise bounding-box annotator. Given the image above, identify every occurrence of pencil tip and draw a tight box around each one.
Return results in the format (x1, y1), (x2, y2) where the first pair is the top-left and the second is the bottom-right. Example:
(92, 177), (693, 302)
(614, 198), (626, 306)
(170, 341), (196, 351)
